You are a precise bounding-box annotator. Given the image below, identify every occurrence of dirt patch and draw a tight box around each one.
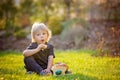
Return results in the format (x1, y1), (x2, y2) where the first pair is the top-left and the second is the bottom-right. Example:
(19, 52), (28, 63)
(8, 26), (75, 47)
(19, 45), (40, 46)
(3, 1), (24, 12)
(1, 36), (30, 52)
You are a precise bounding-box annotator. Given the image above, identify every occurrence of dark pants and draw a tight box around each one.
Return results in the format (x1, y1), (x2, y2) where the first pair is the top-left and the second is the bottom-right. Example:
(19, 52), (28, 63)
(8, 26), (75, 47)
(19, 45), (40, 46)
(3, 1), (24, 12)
(24, 57), (44, 74)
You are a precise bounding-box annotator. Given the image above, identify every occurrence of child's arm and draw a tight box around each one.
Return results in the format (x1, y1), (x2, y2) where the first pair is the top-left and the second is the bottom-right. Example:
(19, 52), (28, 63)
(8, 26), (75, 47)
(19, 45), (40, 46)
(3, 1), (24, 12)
(23, 44), (47, 57)
(23, 48), (39, 57)
(45, 55), (54, 72)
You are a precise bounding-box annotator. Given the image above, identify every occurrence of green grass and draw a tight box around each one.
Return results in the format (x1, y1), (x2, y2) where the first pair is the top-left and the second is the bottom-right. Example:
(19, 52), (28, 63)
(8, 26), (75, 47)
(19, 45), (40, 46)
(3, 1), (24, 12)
(0, 50), (120, 80)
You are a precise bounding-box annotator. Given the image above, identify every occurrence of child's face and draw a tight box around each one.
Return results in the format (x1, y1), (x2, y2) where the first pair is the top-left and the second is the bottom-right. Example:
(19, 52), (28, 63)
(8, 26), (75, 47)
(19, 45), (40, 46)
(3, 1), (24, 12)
(34, 30), (48, 44)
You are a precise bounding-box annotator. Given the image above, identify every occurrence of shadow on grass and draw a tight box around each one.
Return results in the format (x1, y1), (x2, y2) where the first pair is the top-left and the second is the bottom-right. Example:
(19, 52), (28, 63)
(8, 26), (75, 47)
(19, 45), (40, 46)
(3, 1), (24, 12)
(53, 73), (98, 80)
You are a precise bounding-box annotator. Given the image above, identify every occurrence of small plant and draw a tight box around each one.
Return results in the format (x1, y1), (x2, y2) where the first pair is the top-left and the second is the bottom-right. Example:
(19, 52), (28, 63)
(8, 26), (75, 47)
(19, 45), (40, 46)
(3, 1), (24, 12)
(48, 16), (63, 35)
(14, 29), (28, 39)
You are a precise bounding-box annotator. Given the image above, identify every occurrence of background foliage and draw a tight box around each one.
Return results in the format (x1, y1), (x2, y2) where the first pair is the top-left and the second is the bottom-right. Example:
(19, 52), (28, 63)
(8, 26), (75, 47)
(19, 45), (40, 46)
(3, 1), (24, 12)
(0, 0), (120, 56)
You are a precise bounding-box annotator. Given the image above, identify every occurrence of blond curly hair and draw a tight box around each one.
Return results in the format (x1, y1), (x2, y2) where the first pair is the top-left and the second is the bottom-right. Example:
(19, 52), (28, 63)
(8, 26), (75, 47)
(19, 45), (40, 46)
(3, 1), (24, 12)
(31, 22), (52, 42)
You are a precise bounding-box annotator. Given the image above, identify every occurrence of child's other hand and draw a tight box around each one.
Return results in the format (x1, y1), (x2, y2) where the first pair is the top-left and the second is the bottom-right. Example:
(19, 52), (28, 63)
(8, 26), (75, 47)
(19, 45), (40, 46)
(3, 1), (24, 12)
(44, 69), (51, 73)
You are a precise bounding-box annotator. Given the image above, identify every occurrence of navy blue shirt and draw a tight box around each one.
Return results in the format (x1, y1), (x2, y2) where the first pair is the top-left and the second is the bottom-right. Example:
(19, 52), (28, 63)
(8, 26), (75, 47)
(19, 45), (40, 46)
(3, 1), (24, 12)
(27, 42), (55, 69)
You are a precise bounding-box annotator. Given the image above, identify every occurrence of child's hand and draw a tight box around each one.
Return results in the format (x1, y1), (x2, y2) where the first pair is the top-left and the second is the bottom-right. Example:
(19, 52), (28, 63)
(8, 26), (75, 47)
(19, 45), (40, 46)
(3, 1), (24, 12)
(41, 44), (47, 50)
(44, 69), (51, 73)
(37, 44), (47, 51)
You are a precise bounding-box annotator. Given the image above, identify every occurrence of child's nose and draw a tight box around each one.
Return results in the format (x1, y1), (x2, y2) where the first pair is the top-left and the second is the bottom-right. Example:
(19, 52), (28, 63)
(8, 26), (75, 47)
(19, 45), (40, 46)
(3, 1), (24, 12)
(40, 35), (44, 37)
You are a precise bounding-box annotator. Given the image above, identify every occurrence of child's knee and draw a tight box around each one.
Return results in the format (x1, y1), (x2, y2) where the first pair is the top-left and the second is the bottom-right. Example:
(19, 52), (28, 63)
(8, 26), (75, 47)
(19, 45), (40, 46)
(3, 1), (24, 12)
(24, 57), (34, 63)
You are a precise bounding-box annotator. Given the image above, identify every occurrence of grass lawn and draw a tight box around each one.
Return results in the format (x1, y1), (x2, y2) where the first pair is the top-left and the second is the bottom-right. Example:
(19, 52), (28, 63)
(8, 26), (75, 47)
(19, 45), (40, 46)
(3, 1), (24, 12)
(0, 50), (120, 80)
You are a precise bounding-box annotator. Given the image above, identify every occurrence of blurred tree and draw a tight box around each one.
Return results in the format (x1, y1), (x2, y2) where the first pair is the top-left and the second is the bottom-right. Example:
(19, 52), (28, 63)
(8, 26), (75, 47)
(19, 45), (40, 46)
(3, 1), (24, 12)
(20, 0), (35, 15)
(0, 0), (17, 31)
(103, 0), (120, 23)
(71, 0), (81, 18)
(20, 0), (36, 27)
(39, 0), (53, 22)
(63, 0), (72, 20)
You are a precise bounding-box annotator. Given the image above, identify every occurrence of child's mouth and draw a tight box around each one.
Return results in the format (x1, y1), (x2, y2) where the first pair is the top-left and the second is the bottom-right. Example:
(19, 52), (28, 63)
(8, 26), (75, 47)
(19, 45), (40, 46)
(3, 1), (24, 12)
(41, 39), (44, 42)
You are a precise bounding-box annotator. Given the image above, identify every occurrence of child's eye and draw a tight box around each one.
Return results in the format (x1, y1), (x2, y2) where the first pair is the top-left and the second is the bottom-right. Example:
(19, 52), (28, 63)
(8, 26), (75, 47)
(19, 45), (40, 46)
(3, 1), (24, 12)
(37, 34), (40, 36)
(43, 33), (46, 35)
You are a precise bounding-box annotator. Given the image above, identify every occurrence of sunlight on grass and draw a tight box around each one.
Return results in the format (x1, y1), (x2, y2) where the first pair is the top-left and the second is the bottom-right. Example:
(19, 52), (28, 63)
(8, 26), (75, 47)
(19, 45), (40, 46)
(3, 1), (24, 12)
(0, 50), (120, 80)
